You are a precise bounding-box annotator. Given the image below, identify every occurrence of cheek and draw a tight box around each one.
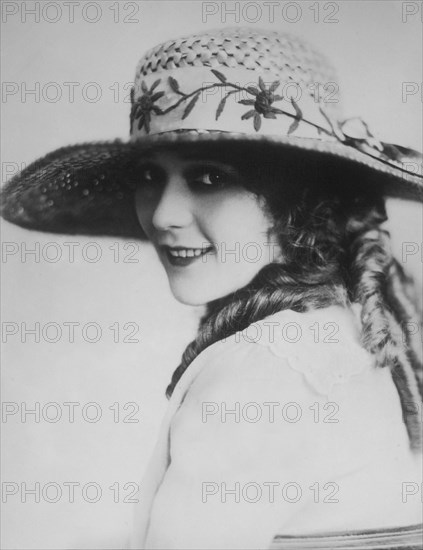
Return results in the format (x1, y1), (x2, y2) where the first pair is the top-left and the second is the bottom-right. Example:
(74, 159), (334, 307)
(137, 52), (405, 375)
(206, 194), (274, 243)
(135, 192), (154, 235)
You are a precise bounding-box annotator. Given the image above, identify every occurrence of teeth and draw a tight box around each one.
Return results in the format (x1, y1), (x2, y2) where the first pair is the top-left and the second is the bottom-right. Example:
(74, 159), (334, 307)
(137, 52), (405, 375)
(168, 247), (210, 258)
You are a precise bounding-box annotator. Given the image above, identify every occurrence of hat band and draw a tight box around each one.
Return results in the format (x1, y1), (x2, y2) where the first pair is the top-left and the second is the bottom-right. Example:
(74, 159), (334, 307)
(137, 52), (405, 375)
(129, 66), (343, 142)
(128, 65), (422, 180)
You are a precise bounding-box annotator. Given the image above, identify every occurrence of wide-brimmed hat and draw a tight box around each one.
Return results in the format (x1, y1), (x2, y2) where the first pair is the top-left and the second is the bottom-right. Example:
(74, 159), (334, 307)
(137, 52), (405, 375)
(1, 27), (422, 239)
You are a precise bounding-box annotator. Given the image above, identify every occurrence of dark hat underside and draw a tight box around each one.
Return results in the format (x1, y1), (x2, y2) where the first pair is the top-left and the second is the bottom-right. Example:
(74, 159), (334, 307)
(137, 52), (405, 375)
(1, 133), (422, 239)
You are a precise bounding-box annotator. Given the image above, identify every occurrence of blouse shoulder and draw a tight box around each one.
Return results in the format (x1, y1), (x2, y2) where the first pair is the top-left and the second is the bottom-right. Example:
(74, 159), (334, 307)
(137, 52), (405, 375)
(243, 304), (374, 396)
(193, 304), (373, 398)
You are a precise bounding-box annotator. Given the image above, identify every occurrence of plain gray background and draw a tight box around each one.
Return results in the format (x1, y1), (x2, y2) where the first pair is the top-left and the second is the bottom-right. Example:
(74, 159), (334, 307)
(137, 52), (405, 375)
(1, 1), (422, 548)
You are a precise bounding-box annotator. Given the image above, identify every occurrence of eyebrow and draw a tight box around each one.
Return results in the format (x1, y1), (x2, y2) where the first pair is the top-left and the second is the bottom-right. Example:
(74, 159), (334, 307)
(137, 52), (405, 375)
(141, 149), (236, 164)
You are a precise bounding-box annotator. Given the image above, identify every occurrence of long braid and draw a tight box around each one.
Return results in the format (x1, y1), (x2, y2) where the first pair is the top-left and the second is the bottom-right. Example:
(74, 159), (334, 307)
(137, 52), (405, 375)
(387, 259), (423, 390)
(347, 199), (422, 449)
(390, 255), (423, 319)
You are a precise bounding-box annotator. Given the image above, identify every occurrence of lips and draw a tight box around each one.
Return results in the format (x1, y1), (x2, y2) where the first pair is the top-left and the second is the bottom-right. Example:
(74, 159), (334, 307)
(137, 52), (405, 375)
(161, 245), (214, 266)
(167, 246), (212, 258)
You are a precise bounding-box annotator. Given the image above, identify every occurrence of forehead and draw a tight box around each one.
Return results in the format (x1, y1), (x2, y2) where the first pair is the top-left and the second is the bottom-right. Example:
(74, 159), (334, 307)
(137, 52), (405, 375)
(140, 145), (244, 165)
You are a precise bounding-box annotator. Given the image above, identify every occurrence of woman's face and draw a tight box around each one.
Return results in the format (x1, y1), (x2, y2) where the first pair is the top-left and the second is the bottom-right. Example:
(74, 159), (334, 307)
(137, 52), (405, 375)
(135, 149), (282, 306)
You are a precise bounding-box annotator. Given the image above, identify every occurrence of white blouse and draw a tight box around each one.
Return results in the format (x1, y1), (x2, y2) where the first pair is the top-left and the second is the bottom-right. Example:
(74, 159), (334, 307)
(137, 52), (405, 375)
(129, 305), (422, 550)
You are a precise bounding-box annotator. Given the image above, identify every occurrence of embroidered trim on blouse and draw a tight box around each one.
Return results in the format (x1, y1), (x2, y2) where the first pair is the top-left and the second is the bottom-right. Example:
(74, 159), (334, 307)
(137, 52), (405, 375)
(237, 307), (373, 396)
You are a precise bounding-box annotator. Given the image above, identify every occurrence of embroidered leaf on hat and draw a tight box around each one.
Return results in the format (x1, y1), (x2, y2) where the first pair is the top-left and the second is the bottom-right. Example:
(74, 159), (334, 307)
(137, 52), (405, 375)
(319, 106), (346, 142)
(288, 118), (299, 135)
(150, 79), (161, 92)
(141, 81), (148, 93)
(150, 91), (165, 102)
(168, 76), (180, 93)
(238, 99), (256, 106)
(241, 110), (256, 120)
(216, 96), (227, 120)
(258, 76), (267, 92)
(215, 89), (238, 120)
(138, 113), (146, 131)
(144, 114), (151, 133)
(291, 97), (303, 120)
(246, 86), (259, 96)
(182, 92), (200, 120)
(254, 112), (262, 131)
(211, 69), (227, 83)
(287, 97), (303, 135)
(269, 80), (281, 92)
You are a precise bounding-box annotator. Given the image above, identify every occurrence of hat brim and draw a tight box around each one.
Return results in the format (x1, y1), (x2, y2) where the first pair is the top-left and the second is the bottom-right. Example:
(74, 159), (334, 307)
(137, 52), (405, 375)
(1, 131), (422, 239)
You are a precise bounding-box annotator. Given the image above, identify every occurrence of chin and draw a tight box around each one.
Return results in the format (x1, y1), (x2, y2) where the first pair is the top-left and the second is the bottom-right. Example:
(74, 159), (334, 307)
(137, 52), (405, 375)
(170, 288), (212, 306)
(168, 282), (224, 306)
(169, 277), (251, 306)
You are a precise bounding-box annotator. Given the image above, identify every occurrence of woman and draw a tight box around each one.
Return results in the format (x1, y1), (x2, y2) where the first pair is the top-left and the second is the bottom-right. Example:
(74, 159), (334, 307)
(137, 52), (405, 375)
(1, 27), (422, 549)
(130, 145), (423, 550)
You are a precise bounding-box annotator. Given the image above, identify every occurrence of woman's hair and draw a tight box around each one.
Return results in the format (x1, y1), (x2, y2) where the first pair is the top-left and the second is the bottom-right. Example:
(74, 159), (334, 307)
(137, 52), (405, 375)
(164, 143), (422, 450)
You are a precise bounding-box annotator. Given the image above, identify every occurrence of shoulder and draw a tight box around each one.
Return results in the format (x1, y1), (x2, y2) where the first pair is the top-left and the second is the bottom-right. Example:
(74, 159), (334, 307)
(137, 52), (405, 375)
(187, 327), (311, 406)
(166, 306), (416, 533)
(174, 305), (411, 462)
(188, 304), (374, 401)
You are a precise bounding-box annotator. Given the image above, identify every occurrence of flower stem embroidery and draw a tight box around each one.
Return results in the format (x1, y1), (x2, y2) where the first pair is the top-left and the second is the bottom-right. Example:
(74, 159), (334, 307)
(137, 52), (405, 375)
(130, 70), (343, 141)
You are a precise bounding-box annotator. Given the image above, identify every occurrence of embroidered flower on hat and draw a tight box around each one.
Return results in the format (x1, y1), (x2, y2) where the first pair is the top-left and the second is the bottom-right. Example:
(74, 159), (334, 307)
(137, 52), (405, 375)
(131, 69), (316, 137)
(130, 79), (165, 132)
(238, 76), (284, 132)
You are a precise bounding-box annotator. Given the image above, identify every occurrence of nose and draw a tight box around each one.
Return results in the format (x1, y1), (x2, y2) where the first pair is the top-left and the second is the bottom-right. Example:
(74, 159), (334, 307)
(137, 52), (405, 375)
(151, 173), (194, 231)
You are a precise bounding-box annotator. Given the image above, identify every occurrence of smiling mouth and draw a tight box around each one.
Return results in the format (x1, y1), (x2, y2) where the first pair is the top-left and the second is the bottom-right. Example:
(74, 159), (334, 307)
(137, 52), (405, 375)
(161, 245), (214, 266)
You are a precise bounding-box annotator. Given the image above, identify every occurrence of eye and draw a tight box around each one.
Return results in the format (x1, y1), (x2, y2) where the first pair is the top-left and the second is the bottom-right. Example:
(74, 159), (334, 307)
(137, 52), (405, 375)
(139, 163), (165, 187)
(189, 165), (239, 189)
